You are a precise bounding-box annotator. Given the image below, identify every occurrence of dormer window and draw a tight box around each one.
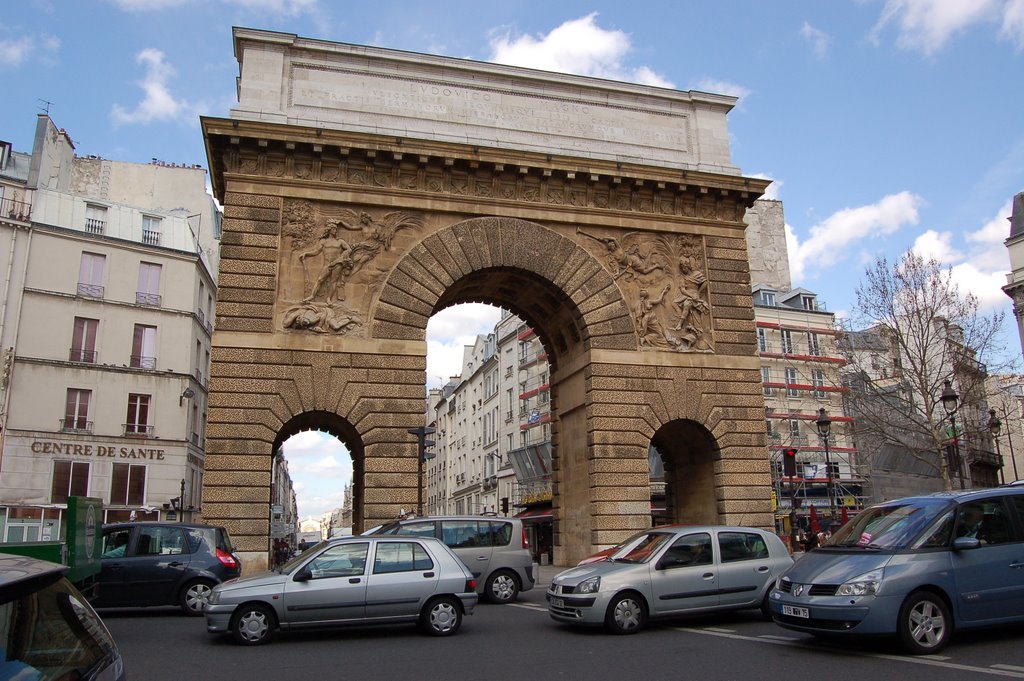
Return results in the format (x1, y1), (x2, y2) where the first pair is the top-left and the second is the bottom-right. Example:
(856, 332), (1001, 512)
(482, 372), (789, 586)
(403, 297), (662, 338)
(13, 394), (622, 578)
(801, 294), (816, 310)
(761, 291), (776, 306)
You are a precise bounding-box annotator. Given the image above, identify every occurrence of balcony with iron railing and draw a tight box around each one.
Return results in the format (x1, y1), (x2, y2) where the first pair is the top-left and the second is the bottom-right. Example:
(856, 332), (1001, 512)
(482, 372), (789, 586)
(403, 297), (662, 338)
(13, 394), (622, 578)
(1, 196), (32, 222)
(129, 355), (157, 370)
(123, 423), (154, 437)
(142, 228), (161, 246)
(135, 291), (162, 307)
(76, 283), (104, 299)
(68, 348), (97, 363)
(60, 418), (93, 434)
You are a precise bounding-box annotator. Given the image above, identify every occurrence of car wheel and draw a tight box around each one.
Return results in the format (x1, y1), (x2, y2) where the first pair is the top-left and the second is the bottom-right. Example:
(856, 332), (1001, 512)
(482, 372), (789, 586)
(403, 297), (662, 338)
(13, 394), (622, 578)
(231, 604), (276, 646)
(421, 596), (462, 636)
(897, 591), (951, 655)
(485, 570), (520, 603)
(605, 591), (647, 635)
(180, 579), (215, 616)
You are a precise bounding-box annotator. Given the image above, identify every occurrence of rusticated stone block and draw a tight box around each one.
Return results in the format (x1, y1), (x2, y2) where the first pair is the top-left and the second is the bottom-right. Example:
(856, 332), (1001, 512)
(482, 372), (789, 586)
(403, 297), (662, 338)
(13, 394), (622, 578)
(591, 473), (650, 487)
(202, 501), (270, 519)
(715, 485), (775, 501)
(223, 205), (281, 222)
(589, 501), (652, 516)
(589, 485), (650, 502)
(220, 244), (278, 262)
(225, 192), (281, 209)
(216, 317), (274, 333)
(203, 486), (270, 503)
(588, 458), (650, 474)
(219, 259), (277, 276)
(220, 230), (280, 248)
(218, 273), (276, 290)
(204, 470), (271, 487)
(202, 454), (272, 472)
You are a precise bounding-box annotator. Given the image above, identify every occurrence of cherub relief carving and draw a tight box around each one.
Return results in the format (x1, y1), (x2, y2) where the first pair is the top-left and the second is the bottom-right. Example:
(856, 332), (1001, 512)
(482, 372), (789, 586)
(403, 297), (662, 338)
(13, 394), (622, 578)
(577, 229), (713, 352)
(280, 201), (424, 334)
(577, 228), (665, 281)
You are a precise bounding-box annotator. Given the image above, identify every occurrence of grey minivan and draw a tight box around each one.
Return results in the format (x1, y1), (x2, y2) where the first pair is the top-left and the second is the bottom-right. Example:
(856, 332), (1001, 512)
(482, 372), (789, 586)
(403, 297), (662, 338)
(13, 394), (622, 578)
(769, 487), (1024, 654)
(370, 515), (535, 603)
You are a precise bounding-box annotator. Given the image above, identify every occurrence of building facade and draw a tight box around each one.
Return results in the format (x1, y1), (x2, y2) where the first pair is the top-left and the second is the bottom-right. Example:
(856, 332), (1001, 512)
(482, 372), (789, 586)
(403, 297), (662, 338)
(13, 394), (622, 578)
(0, 115), (220, 541)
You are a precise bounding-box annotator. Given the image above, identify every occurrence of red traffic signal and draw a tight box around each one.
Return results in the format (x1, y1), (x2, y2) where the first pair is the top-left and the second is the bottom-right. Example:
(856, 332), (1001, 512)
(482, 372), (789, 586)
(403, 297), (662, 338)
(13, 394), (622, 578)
(782, 448), (798, 477)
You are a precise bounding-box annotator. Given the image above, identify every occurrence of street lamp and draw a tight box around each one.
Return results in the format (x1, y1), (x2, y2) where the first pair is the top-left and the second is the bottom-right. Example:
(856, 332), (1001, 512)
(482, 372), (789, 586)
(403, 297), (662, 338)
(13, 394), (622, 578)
(941, 380), (965, 489)
(815, 408), (835, 521)
(989, 408), (1013, 484)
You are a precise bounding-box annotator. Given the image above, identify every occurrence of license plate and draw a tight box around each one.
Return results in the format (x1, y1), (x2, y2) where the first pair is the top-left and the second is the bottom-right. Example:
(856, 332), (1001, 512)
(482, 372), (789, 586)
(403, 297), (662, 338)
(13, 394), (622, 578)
(550, 598), (564, 608)
(782, 605), (809, 618)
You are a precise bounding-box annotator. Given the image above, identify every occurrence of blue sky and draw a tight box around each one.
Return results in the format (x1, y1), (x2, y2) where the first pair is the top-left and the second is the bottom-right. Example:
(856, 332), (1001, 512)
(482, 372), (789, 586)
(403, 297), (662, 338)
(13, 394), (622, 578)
(4, 0), (1023, 519)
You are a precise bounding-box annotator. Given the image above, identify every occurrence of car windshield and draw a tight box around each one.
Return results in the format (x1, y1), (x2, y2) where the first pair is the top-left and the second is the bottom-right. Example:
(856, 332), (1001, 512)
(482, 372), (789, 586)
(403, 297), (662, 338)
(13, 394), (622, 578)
(0, 574), (119, 680)
(827, 497), (954, 550)
(611, 532), (675, 563)
(277, 540), (329, 573)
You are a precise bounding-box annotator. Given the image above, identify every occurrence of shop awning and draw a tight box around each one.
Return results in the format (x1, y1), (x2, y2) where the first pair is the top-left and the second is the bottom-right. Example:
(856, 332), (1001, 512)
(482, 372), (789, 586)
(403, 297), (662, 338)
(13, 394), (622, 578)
(514, 507), (552, 522)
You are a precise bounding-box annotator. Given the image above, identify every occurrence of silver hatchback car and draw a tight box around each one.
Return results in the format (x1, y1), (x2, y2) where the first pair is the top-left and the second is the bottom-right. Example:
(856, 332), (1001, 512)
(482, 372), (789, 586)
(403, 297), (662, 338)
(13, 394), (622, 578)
(371, 515), (535, 603)
(205, 535), (478, 645)
(548, 525), (792, 634)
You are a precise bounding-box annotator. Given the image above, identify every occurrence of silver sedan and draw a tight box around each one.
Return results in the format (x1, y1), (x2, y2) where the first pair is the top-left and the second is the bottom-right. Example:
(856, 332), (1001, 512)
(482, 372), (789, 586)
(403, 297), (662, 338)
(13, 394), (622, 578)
(205, 535), (478, 645)
(547, 525), (792, 634)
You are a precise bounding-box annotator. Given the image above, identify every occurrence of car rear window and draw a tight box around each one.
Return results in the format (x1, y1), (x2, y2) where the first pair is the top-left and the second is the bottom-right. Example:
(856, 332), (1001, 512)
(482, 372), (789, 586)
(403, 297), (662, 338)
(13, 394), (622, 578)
(487, 521), (512, 546)
(215, 527), (234, 553)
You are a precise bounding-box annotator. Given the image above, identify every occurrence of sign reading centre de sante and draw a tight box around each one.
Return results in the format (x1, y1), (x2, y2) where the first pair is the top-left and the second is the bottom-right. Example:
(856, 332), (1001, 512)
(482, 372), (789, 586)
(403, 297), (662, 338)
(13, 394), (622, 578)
(31, 440), (166, 460)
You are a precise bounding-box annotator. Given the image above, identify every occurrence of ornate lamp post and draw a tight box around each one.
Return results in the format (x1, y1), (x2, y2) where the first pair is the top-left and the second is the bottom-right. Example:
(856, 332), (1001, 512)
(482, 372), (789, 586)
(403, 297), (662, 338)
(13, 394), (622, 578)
(989, 408), (1010, 484)
(941, 380), (965, 489)
(815, 407), (835, 521)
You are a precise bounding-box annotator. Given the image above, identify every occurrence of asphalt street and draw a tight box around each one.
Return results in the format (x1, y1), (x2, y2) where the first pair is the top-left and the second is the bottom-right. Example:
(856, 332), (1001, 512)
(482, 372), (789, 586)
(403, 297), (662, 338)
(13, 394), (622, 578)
(101, 566), (1024, 681)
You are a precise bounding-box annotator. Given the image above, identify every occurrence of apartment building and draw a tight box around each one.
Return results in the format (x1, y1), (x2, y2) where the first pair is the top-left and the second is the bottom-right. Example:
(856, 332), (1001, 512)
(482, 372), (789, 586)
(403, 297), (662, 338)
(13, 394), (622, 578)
(754, 285), (863, 533)
(0, 115), (220, 541)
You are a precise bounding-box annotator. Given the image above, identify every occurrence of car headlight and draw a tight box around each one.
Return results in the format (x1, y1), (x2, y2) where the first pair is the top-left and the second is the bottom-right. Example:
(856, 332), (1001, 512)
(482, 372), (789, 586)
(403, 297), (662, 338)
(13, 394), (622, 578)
(836, 568), (884, 596)
(207, 590), (221, 605)
(576, 576), (601, 594)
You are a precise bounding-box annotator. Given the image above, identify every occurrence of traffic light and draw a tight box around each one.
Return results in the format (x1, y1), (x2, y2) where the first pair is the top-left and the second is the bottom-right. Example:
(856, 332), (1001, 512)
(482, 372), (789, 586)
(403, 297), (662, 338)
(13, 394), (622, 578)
(500, 497), (509, 515)
(407, 426), (436, 462)
(782, 448), (798, 477)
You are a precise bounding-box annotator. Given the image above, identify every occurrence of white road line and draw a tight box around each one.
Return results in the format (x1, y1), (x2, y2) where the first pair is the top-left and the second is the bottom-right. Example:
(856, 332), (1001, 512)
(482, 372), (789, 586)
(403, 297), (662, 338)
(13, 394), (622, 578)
(758, 634), (802, 641)
(993, 665), (1024, 673)
(509, 603), (547, 612)
(671, 626), (1024, 678)
(701, 627), (736, 633)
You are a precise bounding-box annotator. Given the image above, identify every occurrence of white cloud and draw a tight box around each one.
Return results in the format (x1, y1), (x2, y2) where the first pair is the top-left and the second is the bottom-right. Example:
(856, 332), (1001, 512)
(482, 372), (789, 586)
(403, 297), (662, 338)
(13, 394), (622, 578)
(910, 229), (962, 264)
(800, 21), (831, 58)
(747, 173), (782, 200)
(689, 77), (752, 101)
(111, 0), (317, 12)
(966, 199), (1013, 244)
(869, 0), (1020, 55)
(487, 13), (673, 88)
(426, 304), (502, 388)
(111, 48), (199, 125)
(1003, 0), (1024, 48)
(789, 191), (923, 283)
(0, 33), (59, 68)
(110, 0), (189, 9)
(949, 261), (1010, 309)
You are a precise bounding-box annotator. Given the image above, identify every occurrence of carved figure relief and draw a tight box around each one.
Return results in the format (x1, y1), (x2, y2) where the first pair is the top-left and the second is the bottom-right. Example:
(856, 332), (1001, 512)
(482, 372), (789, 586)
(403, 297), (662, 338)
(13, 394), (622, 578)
(280, 200), (425, 334)
(578, 229), (713, 352)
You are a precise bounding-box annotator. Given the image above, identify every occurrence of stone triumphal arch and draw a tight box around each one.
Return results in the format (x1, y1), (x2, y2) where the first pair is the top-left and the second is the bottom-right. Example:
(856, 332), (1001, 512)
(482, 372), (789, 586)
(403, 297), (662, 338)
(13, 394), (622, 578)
(202, 28), (773, 571)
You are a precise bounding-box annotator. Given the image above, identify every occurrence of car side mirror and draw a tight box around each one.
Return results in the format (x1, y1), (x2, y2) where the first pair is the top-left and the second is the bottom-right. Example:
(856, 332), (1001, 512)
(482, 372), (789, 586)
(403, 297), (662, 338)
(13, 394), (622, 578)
(293, 566), (312, 582)
(952, 537), (981, 551)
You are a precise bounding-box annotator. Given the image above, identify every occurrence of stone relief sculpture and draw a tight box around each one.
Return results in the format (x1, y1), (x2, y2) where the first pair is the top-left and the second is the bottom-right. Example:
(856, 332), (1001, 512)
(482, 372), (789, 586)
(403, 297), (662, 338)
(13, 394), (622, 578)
(579, 229), (713, 352)
(280, 201), (424, 334)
